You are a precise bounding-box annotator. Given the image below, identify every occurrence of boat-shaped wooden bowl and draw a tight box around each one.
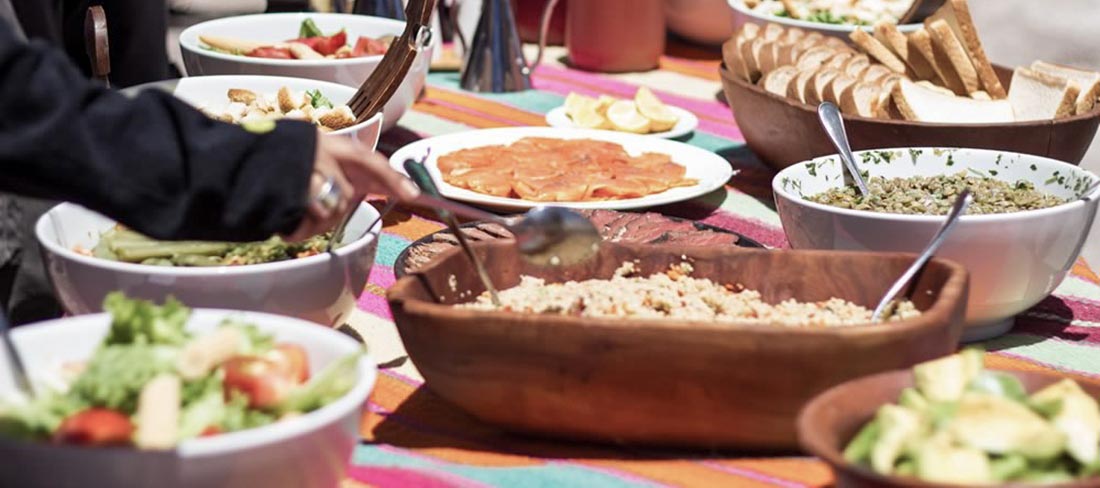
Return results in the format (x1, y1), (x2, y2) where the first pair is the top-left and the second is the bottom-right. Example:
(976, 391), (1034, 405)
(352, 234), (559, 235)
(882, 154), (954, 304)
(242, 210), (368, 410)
(719, 64), (1100, 171)
(799, 368), (1100, 487)
(387, 242), (969, 449)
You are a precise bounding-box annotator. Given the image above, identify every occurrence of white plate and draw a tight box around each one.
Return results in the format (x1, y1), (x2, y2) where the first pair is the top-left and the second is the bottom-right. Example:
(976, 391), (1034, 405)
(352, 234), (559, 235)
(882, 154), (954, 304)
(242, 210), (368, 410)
(389, 127), (735, 212)
(544, 106), (699, 139)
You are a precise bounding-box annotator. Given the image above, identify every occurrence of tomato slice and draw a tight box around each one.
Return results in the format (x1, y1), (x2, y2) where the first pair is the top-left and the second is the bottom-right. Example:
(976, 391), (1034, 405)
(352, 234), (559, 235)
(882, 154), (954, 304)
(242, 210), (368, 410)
(247, 46), (294, 59)
(54, 408), (134, 446)
(265, 343), (310, 384)
(200, 426), (222, 437)
(352, 37), (389, 57)
(288, 31), (346, 56)
(223, 357), (295, 409)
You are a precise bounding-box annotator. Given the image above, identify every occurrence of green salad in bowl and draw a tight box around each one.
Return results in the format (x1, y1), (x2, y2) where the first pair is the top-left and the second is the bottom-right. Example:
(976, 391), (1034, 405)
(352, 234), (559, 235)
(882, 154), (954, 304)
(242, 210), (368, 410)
(0, 293), (362, 449)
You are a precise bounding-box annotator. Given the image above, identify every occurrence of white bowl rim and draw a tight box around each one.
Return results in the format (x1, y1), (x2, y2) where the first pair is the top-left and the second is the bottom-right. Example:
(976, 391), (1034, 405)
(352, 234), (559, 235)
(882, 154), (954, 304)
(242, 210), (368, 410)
(772, 147), (1100, 223)
(166, 74), (384, 137)
(36, 201), (383, 277)
(727, 0), (923, 32)
(7, 309), (375, 457)
(178, 12), (403, 67)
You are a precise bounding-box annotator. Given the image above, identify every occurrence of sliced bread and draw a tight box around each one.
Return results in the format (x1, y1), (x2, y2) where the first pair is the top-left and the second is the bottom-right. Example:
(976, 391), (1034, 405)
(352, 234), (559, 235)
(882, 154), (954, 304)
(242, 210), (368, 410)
(926, 19), (980, 95)
(758, 40), (786, 75)
(893, 78), (1014, 123)
(761, 23), (786, 41)
(760, 66), (801, 97)
(787, 69), (817, 103)
(840, 82), (884, 117)
(1008, 67), (1081, 121)
(823, 51), (855, 70)
(849, 28), (907, 74)
(927, 0), (1006, 98)
(859, 64), (895, 84)
(915, 80), (956, 96)
(807, 68), (842, 106)
(824, 74), (858, 105)
(906, 28), (949, 86)
(740, 37), (768, 82)
(796, 46), (836, 71)
(842, 54), (871, 78)
(1031, 60), (1100, 115)
(874, 21), (937, 81)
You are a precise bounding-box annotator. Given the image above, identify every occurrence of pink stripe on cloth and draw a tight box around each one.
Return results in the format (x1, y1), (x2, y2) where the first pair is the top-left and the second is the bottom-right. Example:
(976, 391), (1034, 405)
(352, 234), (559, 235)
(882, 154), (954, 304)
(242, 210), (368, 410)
(1011, 316), (1100, 344)
(695, 461), (807, 488)
(347, 464), (488, 488)
(423, 97), (533, 127)
(369, 264), (397, 290)
(532, 66), (743, 141)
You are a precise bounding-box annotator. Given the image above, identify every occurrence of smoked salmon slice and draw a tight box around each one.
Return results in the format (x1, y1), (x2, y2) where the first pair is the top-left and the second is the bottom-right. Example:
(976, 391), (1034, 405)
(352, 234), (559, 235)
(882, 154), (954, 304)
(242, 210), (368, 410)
(436, 137), (697, 202)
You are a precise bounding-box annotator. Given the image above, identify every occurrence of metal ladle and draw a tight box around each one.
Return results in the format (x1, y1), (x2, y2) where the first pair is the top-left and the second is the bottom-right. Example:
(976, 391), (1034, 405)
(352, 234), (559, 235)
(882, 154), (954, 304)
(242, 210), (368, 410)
(402, 159), (601, 304)
(872, 189), (972, 322)
(818, 102), (871, 198)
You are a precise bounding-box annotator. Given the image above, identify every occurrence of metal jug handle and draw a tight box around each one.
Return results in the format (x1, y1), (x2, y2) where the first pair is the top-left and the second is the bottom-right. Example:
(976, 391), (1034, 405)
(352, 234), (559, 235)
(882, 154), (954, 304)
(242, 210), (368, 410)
(528, 0), (561, 72)
(451, 0), (560, 72)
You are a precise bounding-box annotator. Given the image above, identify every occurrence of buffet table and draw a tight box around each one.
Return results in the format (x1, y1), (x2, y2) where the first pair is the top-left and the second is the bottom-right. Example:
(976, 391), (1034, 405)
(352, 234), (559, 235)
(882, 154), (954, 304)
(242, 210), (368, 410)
(342, 45), (1100, 488)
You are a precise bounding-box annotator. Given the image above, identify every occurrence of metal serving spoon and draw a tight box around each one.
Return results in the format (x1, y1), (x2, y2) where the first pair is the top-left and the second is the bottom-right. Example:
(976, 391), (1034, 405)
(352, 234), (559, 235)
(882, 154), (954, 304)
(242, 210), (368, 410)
(818, 102), (871, 198)
(402, 159), (602, 268)
(872, 189), (972, 322)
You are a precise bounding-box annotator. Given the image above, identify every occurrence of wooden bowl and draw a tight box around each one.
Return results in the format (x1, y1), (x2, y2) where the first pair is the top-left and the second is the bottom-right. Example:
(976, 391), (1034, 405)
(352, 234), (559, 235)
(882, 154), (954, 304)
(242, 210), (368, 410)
(387, 241), (969, 449)
(719, 64), (1100, 171)
(799, 368), (1100, 487)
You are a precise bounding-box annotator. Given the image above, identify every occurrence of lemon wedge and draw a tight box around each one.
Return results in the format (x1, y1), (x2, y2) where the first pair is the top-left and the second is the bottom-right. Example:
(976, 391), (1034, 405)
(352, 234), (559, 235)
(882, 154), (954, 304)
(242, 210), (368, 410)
(571, 105), (611, 130)
(606, 100), (651, 134)
(595, 95), (618, 116)
(634, 87), (680, 132)
(564, 92), (598, 119)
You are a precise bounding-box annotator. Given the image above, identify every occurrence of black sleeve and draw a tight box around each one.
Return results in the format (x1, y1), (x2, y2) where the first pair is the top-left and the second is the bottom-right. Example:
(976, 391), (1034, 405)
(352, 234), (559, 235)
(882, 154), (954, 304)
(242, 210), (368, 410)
(0, 21), (318, 242)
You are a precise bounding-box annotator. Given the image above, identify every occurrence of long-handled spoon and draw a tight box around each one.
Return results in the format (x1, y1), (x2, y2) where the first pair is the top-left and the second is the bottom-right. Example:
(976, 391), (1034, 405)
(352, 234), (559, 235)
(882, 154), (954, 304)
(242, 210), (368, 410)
(818, 102), (871, 198)
(872, 189), (972, 322)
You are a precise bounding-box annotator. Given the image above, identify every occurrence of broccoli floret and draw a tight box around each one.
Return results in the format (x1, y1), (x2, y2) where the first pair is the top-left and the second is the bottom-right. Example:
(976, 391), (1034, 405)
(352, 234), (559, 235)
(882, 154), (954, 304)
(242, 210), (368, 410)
(102, 293), (191, 346)
(219, 319), (275, 356)
(67, 345), (178, 413)
(0, 392), (83, 441)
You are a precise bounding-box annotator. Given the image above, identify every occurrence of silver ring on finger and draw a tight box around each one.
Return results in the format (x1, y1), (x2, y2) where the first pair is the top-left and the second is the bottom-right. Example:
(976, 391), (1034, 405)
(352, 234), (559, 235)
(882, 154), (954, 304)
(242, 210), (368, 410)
(313, 175), (342, 213)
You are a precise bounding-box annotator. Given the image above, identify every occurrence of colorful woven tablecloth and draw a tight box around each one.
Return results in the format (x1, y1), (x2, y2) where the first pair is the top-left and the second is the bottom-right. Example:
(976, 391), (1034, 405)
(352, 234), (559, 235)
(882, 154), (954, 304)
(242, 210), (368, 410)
(342, 45), (1100, 488)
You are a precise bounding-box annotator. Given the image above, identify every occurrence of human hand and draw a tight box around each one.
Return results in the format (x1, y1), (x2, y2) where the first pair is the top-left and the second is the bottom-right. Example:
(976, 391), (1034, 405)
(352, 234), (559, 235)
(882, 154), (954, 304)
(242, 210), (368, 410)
(285, 134), (420, 241)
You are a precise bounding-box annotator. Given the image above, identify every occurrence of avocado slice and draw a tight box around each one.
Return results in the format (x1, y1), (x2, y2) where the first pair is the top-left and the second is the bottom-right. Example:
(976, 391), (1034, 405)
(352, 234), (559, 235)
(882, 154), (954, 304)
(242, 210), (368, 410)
(843, 419), (881, 464)
(870, 405), (925, 474)
(899, 387), (930, 412)
(948, 393), (1066, 460)
(914, 350), (985, 403)
(1030, 379), (1100, 465)
(914, 435), (994, 484)
(968, 370), (1027, 402)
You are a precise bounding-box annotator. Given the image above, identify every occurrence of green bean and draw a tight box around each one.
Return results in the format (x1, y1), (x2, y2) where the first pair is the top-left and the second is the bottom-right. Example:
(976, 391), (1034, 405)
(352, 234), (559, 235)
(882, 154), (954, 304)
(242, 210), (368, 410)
(112, 242), (233, 262)
(171, 254), (226, 267)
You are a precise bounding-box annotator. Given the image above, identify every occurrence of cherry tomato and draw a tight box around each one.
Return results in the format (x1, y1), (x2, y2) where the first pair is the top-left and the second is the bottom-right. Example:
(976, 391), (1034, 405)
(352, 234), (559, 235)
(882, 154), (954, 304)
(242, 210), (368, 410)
(54, 408), (134, 446)
(265, 343), (310, 384)
(223, 357), (295, 409)
(247, 46), (294, 59)
(200, 426), (222, 437)
(352, 37), (389, 57)
(288, 31), (346, 56)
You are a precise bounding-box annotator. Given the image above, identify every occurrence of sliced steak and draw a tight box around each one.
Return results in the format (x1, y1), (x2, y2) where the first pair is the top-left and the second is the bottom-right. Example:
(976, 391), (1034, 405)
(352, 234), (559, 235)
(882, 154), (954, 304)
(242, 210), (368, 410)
(622, 218), (696, 243)
(405, 241), (458, 272)
(432, 232), (460, 245)
(663, 231), (740, 246)
(582, 209), (623, 230)
(459, 227), (497, 241)
(602, 212), (646, 241)
(475, 222), (514, 239)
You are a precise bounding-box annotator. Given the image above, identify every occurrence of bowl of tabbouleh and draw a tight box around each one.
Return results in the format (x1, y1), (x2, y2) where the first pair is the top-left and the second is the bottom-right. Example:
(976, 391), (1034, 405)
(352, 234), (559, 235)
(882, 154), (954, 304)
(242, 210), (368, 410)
(773, 147), (1100, 342)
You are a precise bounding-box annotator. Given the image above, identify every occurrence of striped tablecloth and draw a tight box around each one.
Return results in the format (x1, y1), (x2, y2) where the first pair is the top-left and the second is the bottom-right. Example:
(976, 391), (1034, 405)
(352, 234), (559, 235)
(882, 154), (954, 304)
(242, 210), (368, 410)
(342, 46), (1100, 488)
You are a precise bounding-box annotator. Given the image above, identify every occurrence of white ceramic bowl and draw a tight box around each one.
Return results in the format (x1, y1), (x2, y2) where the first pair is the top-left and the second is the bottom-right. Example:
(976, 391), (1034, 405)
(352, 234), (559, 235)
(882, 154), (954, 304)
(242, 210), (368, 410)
(36, 202), (382, 326)
(0, 309), (376, 488)
(728, 0), (922, 38)
(168, 75), (383, 147)
(773, 148), (1100, 342)
(179, 13), (432, 132)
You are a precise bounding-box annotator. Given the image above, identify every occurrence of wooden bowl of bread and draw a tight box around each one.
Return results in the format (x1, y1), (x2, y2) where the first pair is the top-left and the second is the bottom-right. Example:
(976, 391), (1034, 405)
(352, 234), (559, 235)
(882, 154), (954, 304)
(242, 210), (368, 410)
(721, 0), (1100, 170)
(387, 241), (968, 449)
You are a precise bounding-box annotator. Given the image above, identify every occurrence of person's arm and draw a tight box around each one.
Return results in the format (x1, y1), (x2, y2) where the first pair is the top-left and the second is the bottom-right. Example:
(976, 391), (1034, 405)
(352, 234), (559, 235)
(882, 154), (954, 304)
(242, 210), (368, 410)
(0, 21), (317, 242)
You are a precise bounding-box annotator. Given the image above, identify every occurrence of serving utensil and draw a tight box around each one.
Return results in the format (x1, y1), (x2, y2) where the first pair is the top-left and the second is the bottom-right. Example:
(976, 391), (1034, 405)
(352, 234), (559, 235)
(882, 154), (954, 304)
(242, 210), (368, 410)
(84, 6), (111, 87)
(872, 189), (972, 322)
(0, 311), (34, 398)
(402, 161), (601, 268)
(348, 0), (436, 122)
(326, 199), (397, 253)
(818, 102), (871, 198)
